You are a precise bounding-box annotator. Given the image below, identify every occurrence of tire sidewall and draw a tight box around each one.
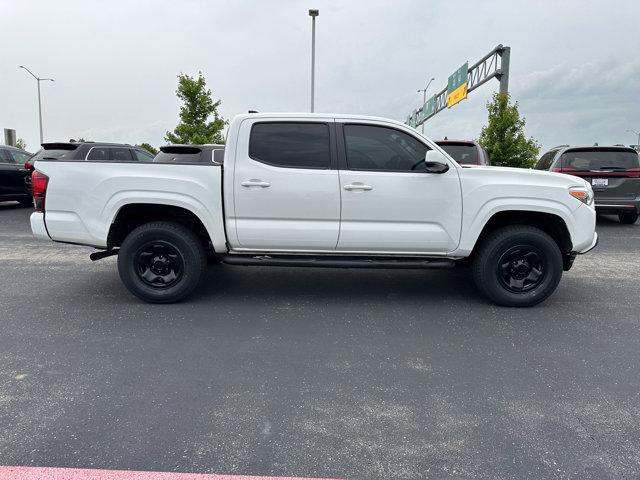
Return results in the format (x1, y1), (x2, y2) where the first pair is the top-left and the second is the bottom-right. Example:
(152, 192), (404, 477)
(475, 228), (563, 307)
(118, 223), (205, 303)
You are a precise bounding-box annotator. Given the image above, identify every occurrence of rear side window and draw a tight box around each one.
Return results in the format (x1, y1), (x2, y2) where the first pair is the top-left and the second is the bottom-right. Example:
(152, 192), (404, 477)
(87, 147), (110, 161)
(343, 124), (429, 172)
(536, 149), (558, 170)
(437, 143), (479, 165)
(87, 147), (133, 162)
(154, 146), (202, 164)
(560, 149), (640, 171)
(249, 122), (330, 169)
(0, 149), (13, 163)
(111, 148), (133, 162)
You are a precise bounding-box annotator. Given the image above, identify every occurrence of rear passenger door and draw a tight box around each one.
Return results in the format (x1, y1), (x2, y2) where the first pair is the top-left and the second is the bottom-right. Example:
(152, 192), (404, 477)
(232, 119), (341, 251)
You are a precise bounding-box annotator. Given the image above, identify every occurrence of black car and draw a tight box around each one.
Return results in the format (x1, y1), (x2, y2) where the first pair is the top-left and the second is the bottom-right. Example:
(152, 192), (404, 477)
(153, 144), (225, 164)
(0, 146), (34, 206)
(535, 145), (640, 224)
(29, 141), (156, 164)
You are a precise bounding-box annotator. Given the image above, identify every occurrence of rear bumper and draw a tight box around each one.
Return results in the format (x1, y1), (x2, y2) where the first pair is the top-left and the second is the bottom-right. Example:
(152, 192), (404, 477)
(595, 199), (640, 214)
(30, 212), (50, 240)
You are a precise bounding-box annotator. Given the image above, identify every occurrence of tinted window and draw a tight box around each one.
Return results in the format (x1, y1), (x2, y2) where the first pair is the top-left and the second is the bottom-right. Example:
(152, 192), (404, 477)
(560, 149), (640, 171)
(111, 148), (133, 162)
(154, 148), (202, 164)
(344, 124), (429, 171)
(87, 147), (110, 161)
(536, 149), (558, 170)
(31, 148), (77, 161)
(437, 143), (479, 165)
(249, 122), (330, 169)
(133, 149), (155, 162)
(11, 150), (32, 163)
(0, 149), (13, 163)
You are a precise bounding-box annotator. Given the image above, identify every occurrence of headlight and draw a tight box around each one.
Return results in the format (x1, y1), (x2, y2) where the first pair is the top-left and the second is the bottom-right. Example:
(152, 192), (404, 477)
(569, 186), (594, 206)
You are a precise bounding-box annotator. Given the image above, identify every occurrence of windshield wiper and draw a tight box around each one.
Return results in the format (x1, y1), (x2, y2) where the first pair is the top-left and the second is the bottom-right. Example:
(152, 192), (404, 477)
(41, 156), (61, 160)
(599, 166), (626, 170)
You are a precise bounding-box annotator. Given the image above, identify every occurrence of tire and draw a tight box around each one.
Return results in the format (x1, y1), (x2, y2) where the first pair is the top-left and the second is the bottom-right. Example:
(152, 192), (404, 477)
(618, 212), (639, 225)
(117, 222), (206, 303)
(472, 225), (563, 307)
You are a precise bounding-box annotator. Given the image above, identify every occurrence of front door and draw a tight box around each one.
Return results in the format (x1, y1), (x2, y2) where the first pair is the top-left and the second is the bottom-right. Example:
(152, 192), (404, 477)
(336, 122), (462, 254)
(232, 119), (341, 251)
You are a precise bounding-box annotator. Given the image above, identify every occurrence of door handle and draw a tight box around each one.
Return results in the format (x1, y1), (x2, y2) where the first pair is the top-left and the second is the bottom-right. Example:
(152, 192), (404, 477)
(241, 180), (271, 188)
(344, 183), (373, 191)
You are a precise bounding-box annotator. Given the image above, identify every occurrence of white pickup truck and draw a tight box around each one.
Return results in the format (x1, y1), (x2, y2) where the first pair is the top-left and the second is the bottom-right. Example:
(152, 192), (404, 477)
(30, 113), (597, 306)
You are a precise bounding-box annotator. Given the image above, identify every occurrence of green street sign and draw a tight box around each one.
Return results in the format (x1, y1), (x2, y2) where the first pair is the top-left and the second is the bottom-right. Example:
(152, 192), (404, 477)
(447, 62), (468, 108)
(423, 96), (435, 118)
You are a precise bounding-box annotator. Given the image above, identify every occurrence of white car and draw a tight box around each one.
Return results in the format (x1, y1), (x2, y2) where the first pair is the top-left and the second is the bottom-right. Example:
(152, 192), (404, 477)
(30, 113), (597, 306)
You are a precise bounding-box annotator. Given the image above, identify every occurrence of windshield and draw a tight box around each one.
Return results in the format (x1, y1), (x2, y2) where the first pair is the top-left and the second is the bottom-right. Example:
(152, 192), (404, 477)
(560, 149), (640, 171)
(438, 143), (479, 165)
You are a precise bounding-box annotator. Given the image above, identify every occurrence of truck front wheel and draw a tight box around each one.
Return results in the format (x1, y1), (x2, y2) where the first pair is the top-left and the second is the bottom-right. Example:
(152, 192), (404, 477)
(472, 225), (563, 307)
(117, 222), (206, 303)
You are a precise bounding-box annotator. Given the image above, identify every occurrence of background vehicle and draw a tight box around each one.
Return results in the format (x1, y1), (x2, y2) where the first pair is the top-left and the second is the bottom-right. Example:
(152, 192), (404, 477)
(0, 145), (34, 206)
(29, 141), (156, 163)
(154, 144), (225, 164)
(535, 145), (640, 224)
(30, 113), (597, 307)
(435, 139), (490, 166)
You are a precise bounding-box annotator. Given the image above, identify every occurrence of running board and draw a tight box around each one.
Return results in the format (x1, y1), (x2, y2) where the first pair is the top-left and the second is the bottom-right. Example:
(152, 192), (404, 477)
(221, 254), (455, 269)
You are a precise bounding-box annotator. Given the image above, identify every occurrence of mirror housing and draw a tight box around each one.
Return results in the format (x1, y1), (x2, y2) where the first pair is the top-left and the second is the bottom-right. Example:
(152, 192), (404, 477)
(424, 149), (450, 174)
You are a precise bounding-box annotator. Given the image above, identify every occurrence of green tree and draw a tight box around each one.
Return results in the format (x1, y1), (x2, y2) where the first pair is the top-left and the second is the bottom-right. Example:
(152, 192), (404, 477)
(165, 72), (226, 145)
(479, 93), (540, 168)
(16, 138), (27, 150)
(137, 143), (158, 155)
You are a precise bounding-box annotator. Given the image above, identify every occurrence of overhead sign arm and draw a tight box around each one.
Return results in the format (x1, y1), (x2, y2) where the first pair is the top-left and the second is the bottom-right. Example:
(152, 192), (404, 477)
(406, 44), (511, 128)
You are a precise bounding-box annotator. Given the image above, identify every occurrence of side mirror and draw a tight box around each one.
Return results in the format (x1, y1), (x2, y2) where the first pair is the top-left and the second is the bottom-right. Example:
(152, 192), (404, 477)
(424, 149), (450, 174)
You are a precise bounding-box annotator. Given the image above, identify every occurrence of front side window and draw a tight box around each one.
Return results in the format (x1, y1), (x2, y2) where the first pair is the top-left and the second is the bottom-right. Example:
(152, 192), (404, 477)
(249, 122), (330, 169)
(343, 124), (429, 172)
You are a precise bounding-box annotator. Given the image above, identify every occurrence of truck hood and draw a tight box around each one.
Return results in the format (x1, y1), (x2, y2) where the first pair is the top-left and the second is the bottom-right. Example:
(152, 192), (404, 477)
(458, 165), (591, 189)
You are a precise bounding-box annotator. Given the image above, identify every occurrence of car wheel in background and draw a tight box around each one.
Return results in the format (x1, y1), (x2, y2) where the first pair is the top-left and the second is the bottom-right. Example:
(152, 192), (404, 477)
(117, 221), (206, 303)
(618, 212), (639, 225)
(472, 225), (563, 307)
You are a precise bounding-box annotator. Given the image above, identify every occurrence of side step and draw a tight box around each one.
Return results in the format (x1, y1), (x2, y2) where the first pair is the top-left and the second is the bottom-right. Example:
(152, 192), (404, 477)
(221, 254), (455, 270)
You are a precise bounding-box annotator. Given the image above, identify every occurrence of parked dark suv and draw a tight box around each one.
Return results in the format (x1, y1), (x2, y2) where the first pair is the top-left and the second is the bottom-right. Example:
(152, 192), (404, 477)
(0, 146), (34, 206)
(435, 139), (490, 166)
(29, 141), (156, 164)
(535, 145), (640, 224)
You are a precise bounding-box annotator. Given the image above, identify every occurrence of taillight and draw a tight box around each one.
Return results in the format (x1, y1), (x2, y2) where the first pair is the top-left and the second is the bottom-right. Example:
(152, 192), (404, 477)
(32, 171), (49, 212)
(24, 161), (33, 170)
(552, 167), (576, 173)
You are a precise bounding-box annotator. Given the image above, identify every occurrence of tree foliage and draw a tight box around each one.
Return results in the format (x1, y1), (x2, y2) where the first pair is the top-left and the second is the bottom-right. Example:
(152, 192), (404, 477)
(137, 143), (158, 155)
(479, 93), (540, 168)
(165, 72), (226, 145)
(16, 138), (27, 150)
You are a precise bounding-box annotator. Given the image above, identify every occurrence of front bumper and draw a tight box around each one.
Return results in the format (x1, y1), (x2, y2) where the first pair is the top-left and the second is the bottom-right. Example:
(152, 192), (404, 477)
(578, 231), (598, 254)
(30, 212), (50, 240)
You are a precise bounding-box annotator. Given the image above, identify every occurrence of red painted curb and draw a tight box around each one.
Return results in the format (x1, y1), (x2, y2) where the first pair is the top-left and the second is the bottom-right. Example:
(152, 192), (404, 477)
(0, 466), (343, 480)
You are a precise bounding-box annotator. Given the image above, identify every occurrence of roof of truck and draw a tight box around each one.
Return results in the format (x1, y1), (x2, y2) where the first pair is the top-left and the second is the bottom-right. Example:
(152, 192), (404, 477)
(236, 112), (412, 129)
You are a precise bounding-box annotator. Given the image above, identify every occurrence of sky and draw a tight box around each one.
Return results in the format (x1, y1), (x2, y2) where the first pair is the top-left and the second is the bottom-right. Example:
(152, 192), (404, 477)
(1, 0), (639, 154)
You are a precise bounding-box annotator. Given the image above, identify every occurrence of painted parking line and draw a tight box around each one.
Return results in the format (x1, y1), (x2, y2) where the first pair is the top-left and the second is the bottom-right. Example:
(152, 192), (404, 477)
(0, 467), (343, 480)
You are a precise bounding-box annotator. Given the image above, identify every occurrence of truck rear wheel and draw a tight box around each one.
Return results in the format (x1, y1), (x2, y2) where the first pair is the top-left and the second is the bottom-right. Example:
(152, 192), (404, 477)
(117, 222), (206, 303)
(472, 225), (563, 307)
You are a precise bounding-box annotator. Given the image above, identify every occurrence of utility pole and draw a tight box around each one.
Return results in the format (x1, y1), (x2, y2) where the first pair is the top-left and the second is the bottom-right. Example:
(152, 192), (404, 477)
(19, 65), (54, 144)
(626, 129), (640, 152)
(309, 9), (319, 113)
(417, 78), (434, 133)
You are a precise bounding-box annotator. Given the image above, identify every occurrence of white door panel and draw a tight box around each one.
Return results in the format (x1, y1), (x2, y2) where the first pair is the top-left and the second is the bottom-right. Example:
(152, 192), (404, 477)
(232, 119), (340, 250)
(337, 169), (462, 252)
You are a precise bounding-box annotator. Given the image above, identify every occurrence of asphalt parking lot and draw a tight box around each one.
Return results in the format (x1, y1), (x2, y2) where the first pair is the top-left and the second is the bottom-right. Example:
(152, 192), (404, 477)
(1, 202), (639, 480)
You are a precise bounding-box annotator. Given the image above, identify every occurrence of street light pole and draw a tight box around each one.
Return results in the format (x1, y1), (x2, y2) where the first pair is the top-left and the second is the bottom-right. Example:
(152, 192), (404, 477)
(417, 77), (434, 133)
(19, 65), (54, 144)
(309, 9), (319, 113)
(626, 129), (640, 152)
